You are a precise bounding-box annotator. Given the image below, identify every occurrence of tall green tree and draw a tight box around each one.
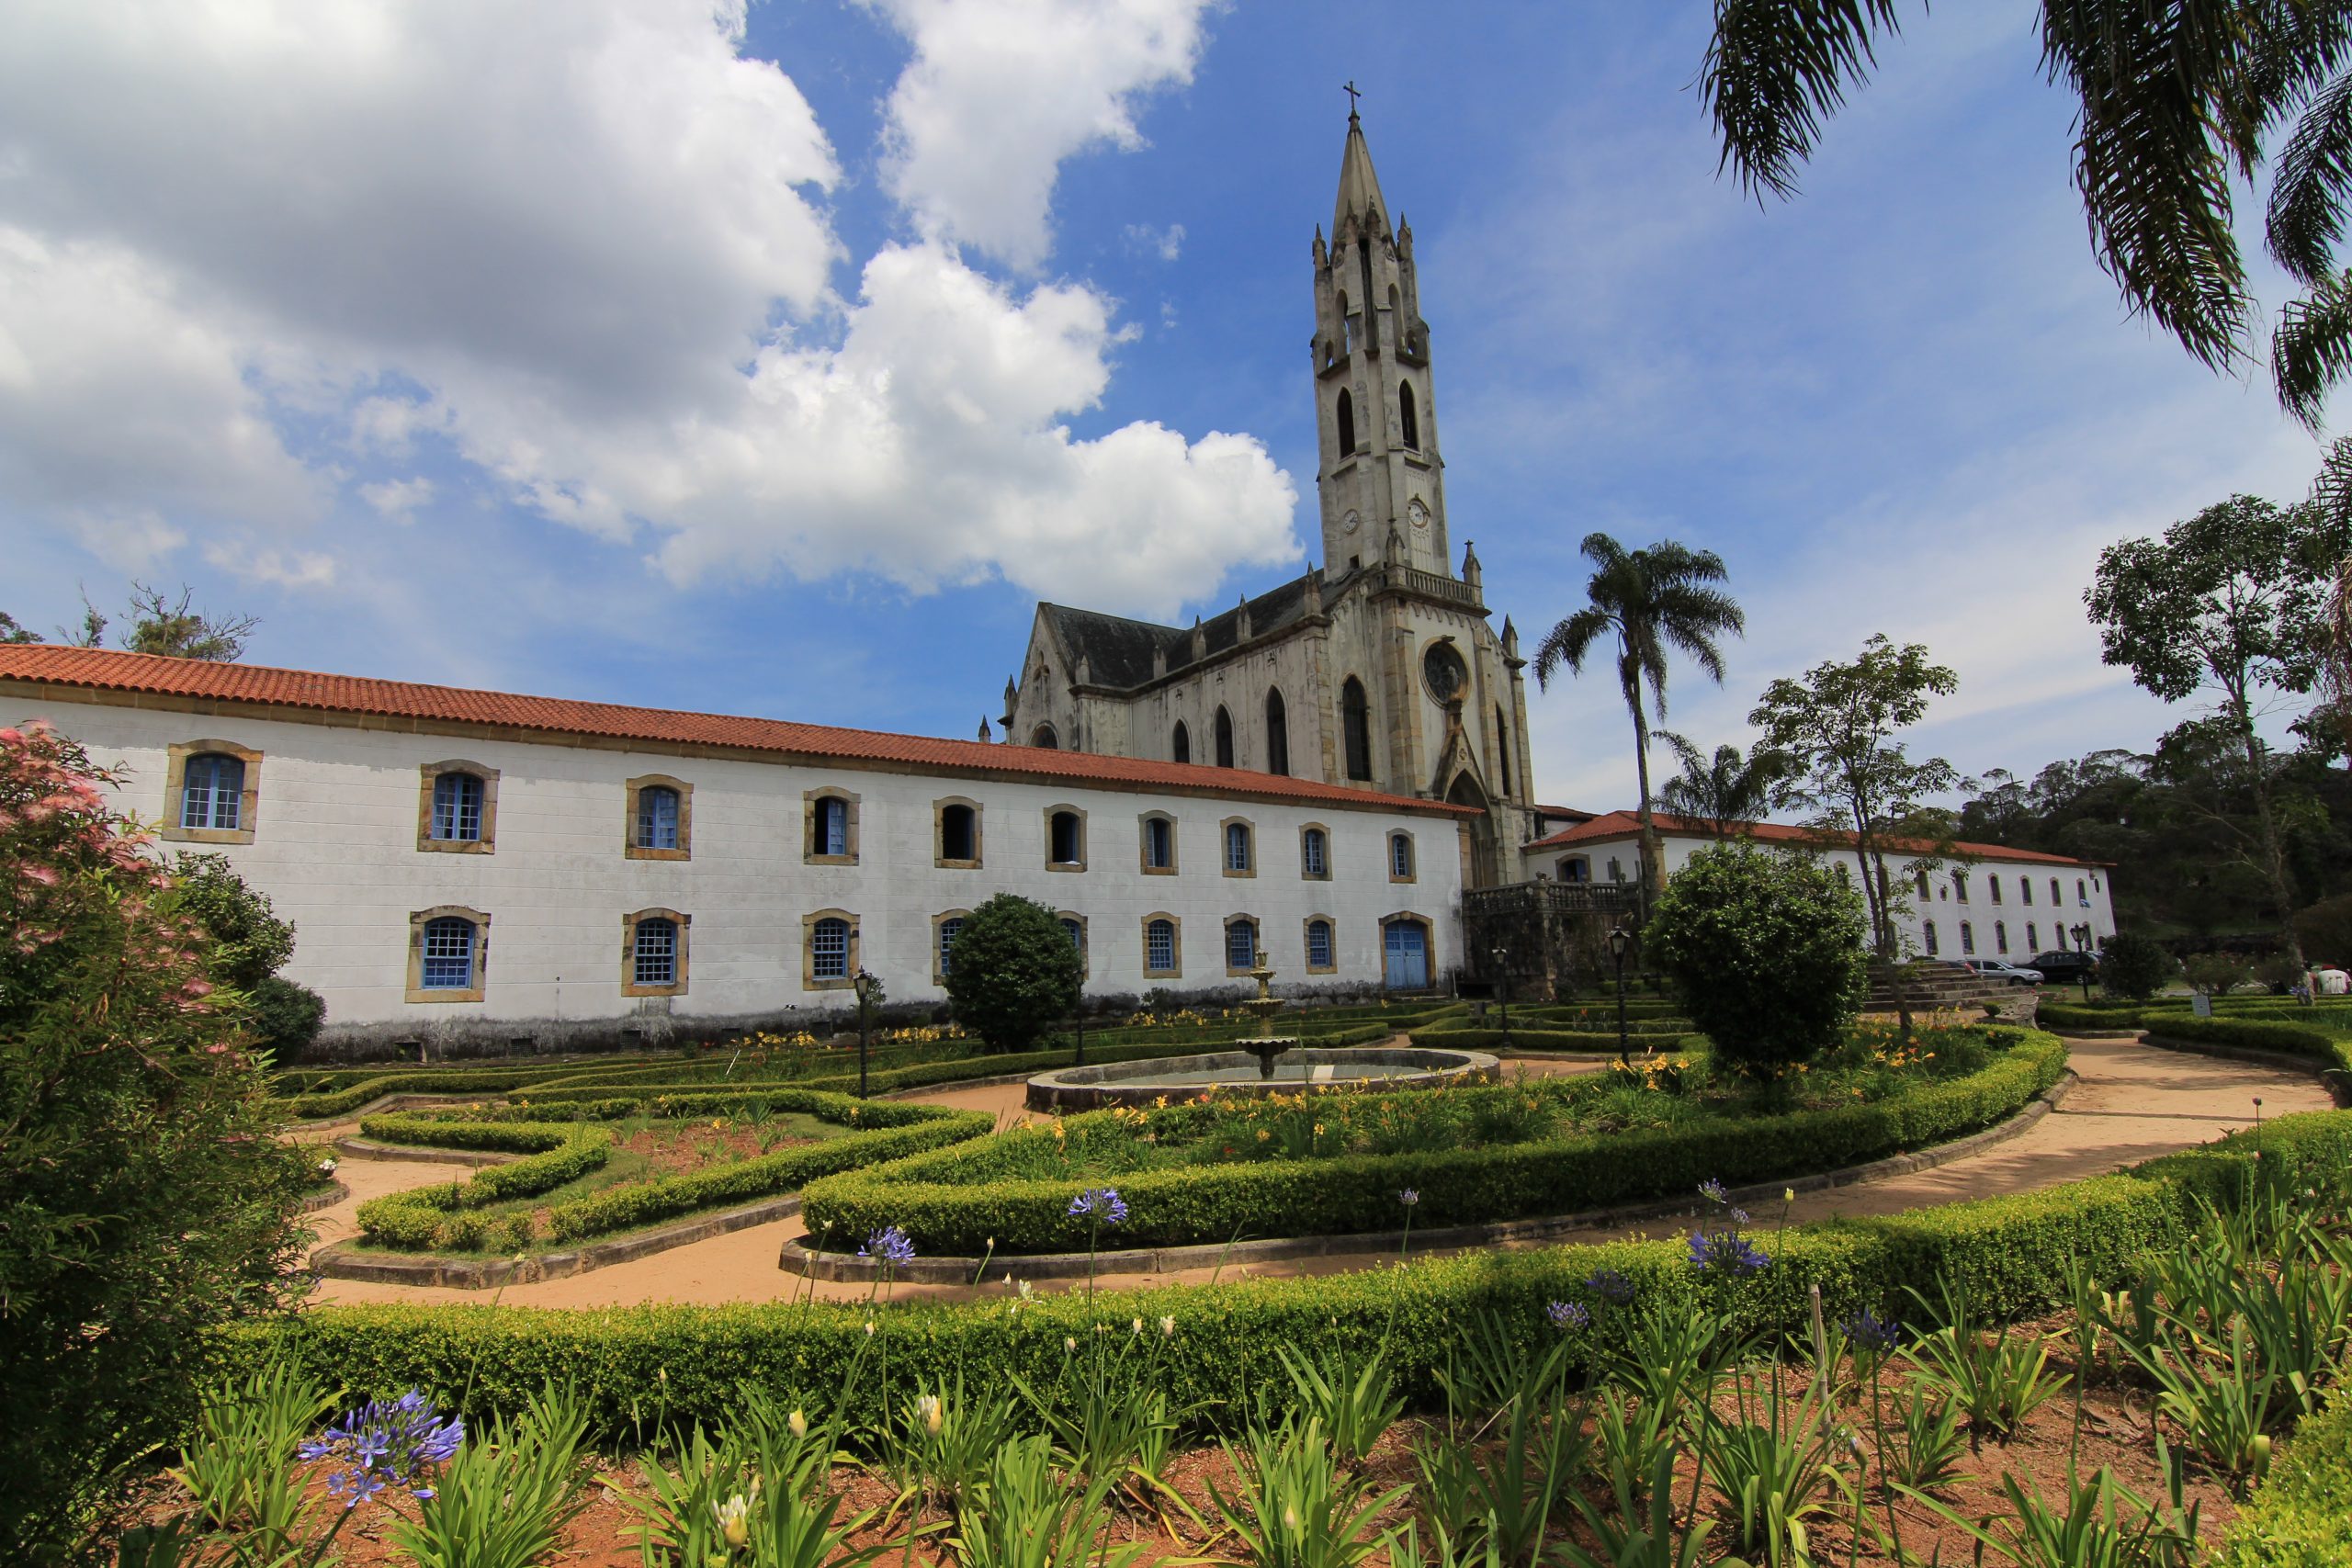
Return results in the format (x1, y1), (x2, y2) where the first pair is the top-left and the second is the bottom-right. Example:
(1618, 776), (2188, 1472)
(2086, 493), (2346, 968)
(1748, 635), (1962, 969)
(1531, 534), (1746, 897)
(939, 894), (1083, 1053)
(1653, 729), (1793, 840)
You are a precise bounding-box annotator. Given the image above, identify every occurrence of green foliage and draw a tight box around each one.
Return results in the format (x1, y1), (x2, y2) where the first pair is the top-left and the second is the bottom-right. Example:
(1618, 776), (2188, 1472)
(245, 976), (325, 1057)
(389, 1384), (594, 1568)
(0, 721), (311, 1561)
(1209, 1414), (1405, 1568)
(2296, 892), (2352, 965)
(1643, 840), (1870, 1076)
(942, 894), (1083, 1053)
(1902, 1277), (2070, 1446)
(2183, 952), (2257, 997)
(169, 852), (296, 993)
(2098, 931), (2176, 1001)
(166, 1360), (338, 1548)
(2216, 1381), (2352, 1567)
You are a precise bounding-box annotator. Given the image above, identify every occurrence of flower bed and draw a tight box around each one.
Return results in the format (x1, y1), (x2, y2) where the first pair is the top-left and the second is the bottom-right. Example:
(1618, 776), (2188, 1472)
(349, 1090), (989, 1253)
(799, 1027), (2067, 1255)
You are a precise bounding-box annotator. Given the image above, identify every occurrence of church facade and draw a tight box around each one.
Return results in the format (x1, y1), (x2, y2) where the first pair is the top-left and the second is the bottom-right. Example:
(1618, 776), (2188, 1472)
(1001, 112), (1544, 891)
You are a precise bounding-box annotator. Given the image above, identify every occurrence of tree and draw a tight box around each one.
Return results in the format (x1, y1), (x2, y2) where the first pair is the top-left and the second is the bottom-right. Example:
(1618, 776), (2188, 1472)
(50, 581), (259, 661)
(1749, 635), (1962, 983)
(0, 721), (309, 1560)
(939, 894), (1083, 1053)
(0, 611), (36, 645)
(1532, 534), (1745, 898)
(2086, 494), (2346, 970)
(2296, 891), (2352, 965)
(1698, 4), (2352, 409)
(1654, 729), (1793, 840)
(2099, 931), (2177, 1000)
(171, 852), (297, 992)
(1644, 839), (1871, 1079)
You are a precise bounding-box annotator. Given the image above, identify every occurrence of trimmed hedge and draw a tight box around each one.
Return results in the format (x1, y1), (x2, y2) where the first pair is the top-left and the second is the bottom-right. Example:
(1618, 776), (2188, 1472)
(1408, 1025), (1698, 1052)
(349, 1093), (990, 1252)
(2216, 1380), (2352, 1567)
(2139, 1014), (2352, 1070)
(797, 1030), (2069, 1255)
(278, 1067), (566, 1121)
(247, 1104), (2352, 1443)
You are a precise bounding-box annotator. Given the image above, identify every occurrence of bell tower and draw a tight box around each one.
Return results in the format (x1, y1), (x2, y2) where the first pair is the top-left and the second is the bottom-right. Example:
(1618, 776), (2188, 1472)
(1312, 102), (1450, 578)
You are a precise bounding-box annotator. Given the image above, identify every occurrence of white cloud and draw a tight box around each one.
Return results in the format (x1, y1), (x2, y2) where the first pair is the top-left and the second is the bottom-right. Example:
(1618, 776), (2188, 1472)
(1125, 222), (1186, 261)
(203, 544), (338, 590)
(869, 0), (1212, 269)
(358, 477), (435, 521)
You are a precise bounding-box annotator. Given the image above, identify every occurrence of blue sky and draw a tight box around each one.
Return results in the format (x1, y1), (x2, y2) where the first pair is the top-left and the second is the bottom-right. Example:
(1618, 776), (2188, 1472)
(0, 2), (2330, 810)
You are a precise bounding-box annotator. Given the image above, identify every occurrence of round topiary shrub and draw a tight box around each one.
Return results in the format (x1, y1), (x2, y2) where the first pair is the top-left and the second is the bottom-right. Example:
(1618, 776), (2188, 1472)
(2098, 931), (2176, 1000)
(941, 893), (1083, 1053)
(1643, 840), (1870, 1078)
(246, 975), (326, 1059)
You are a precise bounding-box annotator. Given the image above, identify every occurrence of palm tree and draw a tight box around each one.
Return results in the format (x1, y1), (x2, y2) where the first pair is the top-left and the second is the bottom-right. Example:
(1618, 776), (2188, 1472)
(1532, 534), (1746, 899)
(1654, 730), (1792, 840)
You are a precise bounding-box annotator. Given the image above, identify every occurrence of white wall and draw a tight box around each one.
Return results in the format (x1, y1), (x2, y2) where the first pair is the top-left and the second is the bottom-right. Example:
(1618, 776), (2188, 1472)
(24, 696), (1464, 1034)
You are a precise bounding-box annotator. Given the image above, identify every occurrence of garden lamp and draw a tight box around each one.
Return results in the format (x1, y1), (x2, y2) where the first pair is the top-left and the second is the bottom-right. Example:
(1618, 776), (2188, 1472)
(1491, 945), (1511, 1049)
(2072, 925), (2094, 1003)
(1608, 923), (1633, 1068)
(852, 967), (876, 1099)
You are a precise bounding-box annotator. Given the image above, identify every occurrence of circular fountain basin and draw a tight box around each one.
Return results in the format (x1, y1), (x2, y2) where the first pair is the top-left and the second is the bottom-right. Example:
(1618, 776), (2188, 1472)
(1025, 1045), (1501, 1111)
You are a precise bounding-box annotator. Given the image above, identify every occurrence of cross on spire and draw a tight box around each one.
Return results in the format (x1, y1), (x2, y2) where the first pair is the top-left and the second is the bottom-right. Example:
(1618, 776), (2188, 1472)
(1342, 80), (1361, 118)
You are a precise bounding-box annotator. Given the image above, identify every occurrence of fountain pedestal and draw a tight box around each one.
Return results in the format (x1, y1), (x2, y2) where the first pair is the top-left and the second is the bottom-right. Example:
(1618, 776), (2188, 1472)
(1238, 952), (1298, 1079)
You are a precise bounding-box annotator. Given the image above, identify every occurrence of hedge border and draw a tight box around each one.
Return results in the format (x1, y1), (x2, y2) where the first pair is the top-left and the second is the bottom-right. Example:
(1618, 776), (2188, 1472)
(797, 1028), (2069, 1256)
(2214, 1379), (2352, 1567)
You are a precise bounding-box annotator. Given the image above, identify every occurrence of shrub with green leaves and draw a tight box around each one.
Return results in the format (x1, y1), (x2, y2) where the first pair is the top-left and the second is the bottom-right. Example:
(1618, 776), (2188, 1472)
(1643, 840), (1870, 1077)
(2098, 931), (2176, 1001)
(943, 894), (1084, 1053)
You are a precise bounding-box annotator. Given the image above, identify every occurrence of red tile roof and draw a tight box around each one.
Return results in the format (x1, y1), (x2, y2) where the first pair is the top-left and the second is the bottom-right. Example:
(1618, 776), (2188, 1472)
(1525, 809), (2104, 868)
(0, 646), (1479, 818)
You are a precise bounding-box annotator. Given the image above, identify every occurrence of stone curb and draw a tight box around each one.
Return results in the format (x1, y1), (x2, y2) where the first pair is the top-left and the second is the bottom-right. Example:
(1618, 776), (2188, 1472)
(2138, 1032), (2352, 1108)
(311, 1194), (805, 1290)
(779, 1068), (2081, 1285)
(300, 1179), (351, 1213)
(334, 1135), (516, 1168)
(281, 1093), (491, 1128)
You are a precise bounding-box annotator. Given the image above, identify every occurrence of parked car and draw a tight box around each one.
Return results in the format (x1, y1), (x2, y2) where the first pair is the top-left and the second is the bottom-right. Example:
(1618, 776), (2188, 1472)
(1963, 958), (2044, 987)
(2028, 950), (2100, 984)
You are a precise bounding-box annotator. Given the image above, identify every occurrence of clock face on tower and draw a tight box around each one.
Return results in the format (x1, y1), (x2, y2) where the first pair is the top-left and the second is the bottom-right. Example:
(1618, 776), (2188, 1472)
(1340, 510), (1361, 535)
(1408, 498), (1430, 530)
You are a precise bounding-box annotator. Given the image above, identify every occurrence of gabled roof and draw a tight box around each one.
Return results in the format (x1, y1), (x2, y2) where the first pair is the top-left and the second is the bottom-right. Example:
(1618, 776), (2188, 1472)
(1525, 809), (2105, 869)
(0, 646), (1477, 818)
(1038, 565), (1351, 691)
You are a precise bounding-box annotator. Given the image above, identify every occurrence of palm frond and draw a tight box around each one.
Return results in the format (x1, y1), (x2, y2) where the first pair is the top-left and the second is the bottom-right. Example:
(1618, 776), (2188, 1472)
(1531, 605), (1613, 691)
(2267, 67), (2352, 287)
(2275, 270), (2352, 426)
(1700, 0), (1909, 200)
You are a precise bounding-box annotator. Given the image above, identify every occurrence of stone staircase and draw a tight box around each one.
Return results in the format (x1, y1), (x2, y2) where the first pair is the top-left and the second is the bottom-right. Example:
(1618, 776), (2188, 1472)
(1863, 962), (2015, 1015)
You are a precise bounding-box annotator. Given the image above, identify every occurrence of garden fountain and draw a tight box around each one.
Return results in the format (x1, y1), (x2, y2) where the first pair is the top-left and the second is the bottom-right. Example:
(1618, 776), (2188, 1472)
(1023, 952), (1498, 1111)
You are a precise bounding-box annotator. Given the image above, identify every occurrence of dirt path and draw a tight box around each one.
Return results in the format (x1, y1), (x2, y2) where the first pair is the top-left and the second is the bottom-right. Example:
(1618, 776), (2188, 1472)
(306, 1035), (2326, 1311)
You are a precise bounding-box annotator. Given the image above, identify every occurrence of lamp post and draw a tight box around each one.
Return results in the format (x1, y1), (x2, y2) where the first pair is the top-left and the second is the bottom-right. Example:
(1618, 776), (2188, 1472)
(2073, 924), (2095, 1004)
(852, 967), (876, 1099)
(1491, 946), (1511, 1049)
(1608, 923), (1632, 1068)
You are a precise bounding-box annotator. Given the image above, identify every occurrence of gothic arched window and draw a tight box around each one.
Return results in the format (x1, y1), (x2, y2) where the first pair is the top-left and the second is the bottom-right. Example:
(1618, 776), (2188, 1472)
(1171, 720), (1190, 765)
(1214, 705), (1236, 769)
(1336, 389), (1356, 457)
(1029, 724), (1058, 750)
(1264, 688), (1289, 776)
(1398, 378), (1419, 449)
(1340, 677), (1373, 782)
(1493, 703), (1510, 795)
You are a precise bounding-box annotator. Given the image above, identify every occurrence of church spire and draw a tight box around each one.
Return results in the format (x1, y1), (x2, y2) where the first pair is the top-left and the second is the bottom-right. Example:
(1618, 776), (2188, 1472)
(1333, 101), (1388, 241)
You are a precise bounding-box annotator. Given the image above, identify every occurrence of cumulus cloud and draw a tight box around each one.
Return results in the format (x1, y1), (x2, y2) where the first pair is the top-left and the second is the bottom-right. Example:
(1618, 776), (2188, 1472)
(870, 0), (1213, 268)
(204, 544), (338, 590)
(0, 0), (1290, 619)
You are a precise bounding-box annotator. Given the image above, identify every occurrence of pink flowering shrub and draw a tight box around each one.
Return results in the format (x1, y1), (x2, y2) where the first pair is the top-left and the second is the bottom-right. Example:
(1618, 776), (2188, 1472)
(0, 720), (311, 1559)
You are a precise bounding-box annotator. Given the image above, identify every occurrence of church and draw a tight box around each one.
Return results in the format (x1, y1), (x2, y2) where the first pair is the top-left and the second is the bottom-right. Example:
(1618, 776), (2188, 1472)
(999, 109), (1546, 893)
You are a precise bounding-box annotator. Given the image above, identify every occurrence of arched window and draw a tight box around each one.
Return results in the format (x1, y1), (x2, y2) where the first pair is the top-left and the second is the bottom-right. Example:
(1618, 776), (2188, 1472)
(1214, 706), (1236, 768)
(2076, 878), (2087, 905)
(2027, 922), (2041, 952)
(1306, 919), (1335, 972)
(1923, 920), (1939, 957)
(1340, 677), (1373, 781)
(1995, 920), (2009, 954)
(432, 771), (485, 841)
(1988, 875), (2003, 905)
(1960, 921), (1976, 955)
(1048, 809), (1084, 866)
(1145, 917), (1179, 977)
(2021, 879), (2034, 906)
(1171, 721), (1191, 765)
(2050, 877), (2063, 905)
(811, 795), (852, 858)
(1952, 871), (1969, 902)
(1914, 868), (1930, 901)
(420, 916), (477, 991)
(1301, 826), (1329, 879)
(1030, 724), (1059, 750)
(1493, 705), (1511, 795)
(1336, 388), (1357, 457)
(1225, 820), (1254, 874)
(1264, 688), (1289, 776)
(635, 785), (681, 851)
(1835, 863), (1853, 886)
(1389, 831), (1416, 881)
(936, 916), (965, 979)
(180, 752), (245, 831)
(1226, 918), (1260, 972)
(1141, 813), (1176, 872)
(937, 801), (980, 864)
(1398, 378), (1419, 449)
(810, 916), (852, 981)
(1060, 917), (1085, 954)
(633, 917), (679, 987)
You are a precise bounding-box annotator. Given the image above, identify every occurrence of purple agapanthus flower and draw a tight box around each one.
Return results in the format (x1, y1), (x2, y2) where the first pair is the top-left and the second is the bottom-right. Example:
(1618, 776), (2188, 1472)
(1546, 1299), (1591, 1331)
(1398, 1189), (1420, 1207)
(1069, 1187), (1128, 1224)
(297, 1390), (464, 1508)
(1687, 1228), (1771, 1276)
(1583, 1269), (1635, 1304)
(858, 1225), (917, 1266)
(1843, 1310), (1904, 1352)
(1698, 1179), (1729, 1204)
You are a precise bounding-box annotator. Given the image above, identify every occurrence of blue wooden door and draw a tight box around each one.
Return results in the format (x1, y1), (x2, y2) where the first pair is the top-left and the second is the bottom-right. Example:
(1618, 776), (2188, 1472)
(1384, 922), (1429, 989)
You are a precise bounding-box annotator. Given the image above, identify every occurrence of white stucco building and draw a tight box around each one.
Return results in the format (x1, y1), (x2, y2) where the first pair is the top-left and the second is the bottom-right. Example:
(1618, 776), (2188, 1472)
(3, 646), (1473, 1046)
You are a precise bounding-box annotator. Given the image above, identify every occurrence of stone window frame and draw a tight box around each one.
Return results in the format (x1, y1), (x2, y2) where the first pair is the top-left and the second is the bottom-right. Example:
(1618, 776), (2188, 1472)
(932, 908), (973, 986)
(621, 907), (690, 998)
(1298, 822), (1332, 881)
(624, 773), (694, 862)
(1960, 920), (1977, 955)
(161, 739), (264, 845)
(416, 760), (501, 854)
(1138, 811), (1180, 875)
(405, 905), (490, 1003)
(1987, 874), (2003, 905)
(1378, 910), (1435, 989)
(1057, 910), (1090, 981)
(804, 787), (861, 865)
(2027, 921), (2041, 951)
(934, 795), (985, 869)
(1044, 804), (1088, 872)
(803, 908), (861, 991)
(1223, 913), (1263, 976)
(1220, 816), (1256, 878)
(1141, 912), (1182, 979)
(1388, 829), (1418, 884)
(1952, 870), (1970, 903)
(1995, 920), (2009, 954)
(1303, 915), (1339, 976)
